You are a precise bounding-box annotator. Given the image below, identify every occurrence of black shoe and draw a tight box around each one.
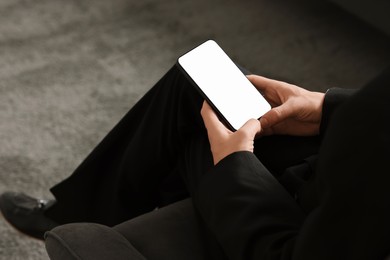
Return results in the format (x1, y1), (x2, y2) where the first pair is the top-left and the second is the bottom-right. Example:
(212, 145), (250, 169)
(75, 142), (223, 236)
(0, 192), (59, 240)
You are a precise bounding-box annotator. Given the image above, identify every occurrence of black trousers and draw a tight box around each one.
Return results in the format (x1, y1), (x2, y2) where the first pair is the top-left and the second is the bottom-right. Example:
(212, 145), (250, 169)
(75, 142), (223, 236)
(46, 64), (321, 227)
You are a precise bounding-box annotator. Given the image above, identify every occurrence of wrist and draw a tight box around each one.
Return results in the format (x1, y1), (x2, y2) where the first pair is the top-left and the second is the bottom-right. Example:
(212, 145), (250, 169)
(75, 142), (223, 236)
(312, 92), (325, 123)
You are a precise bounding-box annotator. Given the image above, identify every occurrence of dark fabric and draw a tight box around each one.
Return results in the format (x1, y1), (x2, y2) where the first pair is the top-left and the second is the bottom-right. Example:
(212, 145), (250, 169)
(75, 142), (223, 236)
(319, 87), (356, 138)
(45, 223), (146, 260)
(45, 199), (225, 260)
(253, 135), (321, 178)
(193, 66), (390, 260)
(293, 66), (390, 260)
(47, 65), (205, 225)
(113, 198), (226, 260)
(193, 151), (305, 260)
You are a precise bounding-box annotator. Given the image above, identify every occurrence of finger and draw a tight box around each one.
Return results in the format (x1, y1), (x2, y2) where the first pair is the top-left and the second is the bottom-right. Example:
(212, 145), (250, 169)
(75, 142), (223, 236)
(201, 101), (219, 126)
(246, 74), (282, 92)
(201, 101), (230, 135)
(259, 127), (274, 136)
(260, 103), (292, 129)
(261, 120), (319, 136)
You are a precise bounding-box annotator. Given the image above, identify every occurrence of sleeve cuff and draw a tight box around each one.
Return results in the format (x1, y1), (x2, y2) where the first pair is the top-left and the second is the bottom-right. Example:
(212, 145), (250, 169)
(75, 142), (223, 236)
(320, 88), (356, 137)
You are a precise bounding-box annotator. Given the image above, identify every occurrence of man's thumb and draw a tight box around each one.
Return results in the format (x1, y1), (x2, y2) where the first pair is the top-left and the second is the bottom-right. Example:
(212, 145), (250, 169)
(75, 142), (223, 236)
(260, 105), (289, 129)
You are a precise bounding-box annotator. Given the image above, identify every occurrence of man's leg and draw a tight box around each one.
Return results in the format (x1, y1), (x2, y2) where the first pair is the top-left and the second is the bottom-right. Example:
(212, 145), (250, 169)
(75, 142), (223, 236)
(44, 199), (227, 260)
(113, 198), (227, 260)
(46, 65), (206, 226)
(47, 64), (322, 226)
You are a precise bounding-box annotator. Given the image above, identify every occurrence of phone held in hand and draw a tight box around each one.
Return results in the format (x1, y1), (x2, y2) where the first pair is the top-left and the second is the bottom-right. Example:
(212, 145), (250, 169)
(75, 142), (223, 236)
(177, 40), (271, 131)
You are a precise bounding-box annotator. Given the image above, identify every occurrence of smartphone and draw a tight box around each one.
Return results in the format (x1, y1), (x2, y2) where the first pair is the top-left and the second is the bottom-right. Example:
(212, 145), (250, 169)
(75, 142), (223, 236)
(177, 40), (271, 131)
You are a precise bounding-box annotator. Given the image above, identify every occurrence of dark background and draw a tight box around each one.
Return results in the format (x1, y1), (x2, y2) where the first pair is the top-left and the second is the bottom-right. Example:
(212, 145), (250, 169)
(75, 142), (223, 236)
(0, 0), (389, 259)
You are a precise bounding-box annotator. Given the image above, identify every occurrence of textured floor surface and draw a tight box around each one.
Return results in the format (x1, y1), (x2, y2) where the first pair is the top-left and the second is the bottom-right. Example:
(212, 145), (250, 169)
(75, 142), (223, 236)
(1, 0), (390, 259)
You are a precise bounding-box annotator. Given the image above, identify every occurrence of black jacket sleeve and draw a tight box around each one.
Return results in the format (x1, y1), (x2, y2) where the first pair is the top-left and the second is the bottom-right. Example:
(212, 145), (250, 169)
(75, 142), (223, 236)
(319, 88), (355, 138)
(194, 151), (305, 260)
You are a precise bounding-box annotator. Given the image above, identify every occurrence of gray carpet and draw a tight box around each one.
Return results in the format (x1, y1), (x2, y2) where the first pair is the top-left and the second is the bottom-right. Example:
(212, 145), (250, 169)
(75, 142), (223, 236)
(0, 0), (389, 259)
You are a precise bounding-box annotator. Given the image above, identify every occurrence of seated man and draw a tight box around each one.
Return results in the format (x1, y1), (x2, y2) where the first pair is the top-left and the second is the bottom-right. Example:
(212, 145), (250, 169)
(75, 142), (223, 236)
(1, 57), (389, 259)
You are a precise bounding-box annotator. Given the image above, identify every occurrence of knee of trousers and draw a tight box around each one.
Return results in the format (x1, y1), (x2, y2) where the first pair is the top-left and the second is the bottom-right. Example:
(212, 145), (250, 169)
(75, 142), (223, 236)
(44, 223), (146, 260)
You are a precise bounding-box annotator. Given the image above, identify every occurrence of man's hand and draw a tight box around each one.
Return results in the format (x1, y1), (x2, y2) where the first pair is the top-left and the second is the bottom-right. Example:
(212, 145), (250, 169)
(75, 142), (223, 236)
(247, 75), (325, 136)
(201, 101), (261, 165)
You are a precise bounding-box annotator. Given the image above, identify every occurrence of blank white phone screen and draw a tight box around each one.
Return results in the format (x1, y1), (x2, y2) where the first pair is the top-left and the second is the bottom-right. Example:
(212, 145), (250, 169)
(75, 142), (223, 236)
(178, 40), (271, 130)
